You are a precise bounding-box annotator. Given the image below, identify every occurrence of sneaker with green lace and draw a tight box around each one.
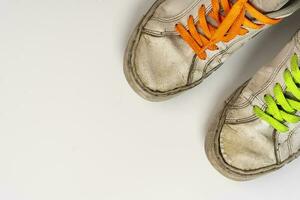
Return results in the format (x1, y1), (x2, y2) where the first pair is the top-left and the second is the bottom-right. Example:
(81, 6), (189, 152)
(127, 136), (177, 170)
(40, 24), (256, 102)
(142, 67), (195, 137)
(205, 30), (300, 181)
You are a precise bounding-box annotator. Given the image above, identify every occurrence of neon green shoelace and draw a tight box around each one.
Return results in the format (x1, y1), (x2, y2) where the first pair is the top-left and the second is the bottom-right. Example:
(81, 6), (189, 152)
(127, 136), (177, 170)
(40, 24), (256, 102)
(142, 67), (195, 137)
(253, 54), (300, 133)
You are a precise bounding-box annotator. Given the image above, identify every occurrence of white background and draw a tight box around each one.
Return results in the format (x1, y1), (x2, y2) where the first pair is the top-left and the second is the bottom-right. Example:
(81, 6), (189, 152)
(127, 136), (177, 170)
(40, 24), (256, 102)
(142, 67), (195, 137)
(0, 0), (299, 200)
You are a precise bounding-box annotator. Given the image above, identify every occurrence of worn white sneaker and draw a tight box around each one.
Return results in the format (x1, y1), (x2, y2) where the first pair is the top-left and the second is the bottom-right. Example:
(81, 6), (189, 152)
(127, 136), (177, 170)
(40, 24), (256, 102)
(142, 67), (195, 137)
(206, 30), (300, 181)
(124, 0), (300, 101)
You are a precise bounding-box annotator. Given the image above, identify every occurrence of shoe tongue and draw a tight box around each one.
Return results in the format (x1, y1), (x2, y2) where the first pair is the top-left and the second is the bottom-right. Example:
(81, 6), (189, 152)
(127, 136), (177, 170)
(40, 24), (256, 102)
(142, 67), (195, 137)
(249, 0), (290, 12)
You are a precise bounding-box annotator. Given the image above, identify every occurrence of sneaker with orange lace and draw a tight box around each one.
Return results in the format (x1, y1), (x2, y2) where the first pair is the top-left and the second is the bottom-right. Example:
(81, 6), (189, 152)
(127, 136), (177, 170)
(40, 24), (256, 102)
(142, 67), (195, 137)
(124, 0), (300, 101)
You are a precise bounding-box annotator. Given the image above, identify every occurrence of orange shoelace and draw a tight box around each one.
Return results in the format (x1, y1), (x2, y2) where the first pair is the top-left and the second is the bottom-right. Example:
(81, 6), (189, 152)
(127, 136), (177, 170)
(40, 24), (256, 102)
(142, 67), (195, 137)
(175, 0), (281, 60)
